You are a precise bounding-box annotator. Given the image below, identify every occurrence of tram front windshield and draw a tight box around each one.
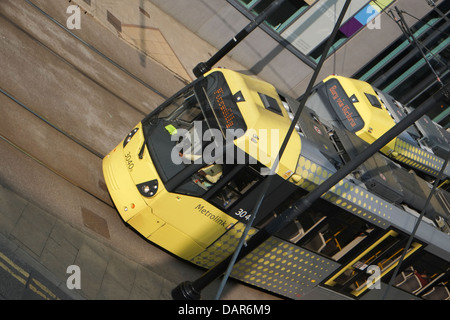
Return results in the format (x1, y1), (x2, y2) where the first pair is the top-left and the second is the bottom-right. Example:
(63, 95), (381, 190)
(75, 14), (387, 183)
(142, 72), (246, 184)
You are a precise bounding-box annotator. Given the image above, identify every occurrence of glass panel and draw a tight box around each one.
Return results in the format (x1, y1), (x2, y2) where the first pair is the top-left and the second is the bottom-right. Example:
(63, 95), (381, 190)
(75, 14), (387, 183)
(210, 165), (262, 210)
(302, 213), (375, 261)
(383, 37), (450, 93)
(264, 188), (378, 262)
(252, 0), (309, 32)
(237, 0), (259, 9)
(355, 20), (438, 82)
(394, 252), (450, 299)
(175, 164), (225, 197)
(143, 86), (207, 183)
(281, 0), (371, 55)
(325, 230), (422, 297)
(143, 72), (246, 183)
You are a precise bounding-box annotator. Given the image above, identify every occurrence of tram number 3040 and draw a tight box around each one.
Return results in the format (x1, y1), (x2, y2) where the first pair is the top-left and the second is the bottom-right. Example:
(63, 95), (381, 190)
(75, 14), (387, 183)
(125, 152), (135, 171)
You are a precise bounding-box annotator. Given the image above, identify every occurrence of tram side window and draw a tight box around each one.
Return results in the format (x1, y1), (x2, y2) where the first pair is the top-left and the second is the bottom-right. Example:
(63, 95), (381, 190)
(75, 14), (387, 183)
(325, 230), (422, 297)
(269, 189), (377, 263)
(256, 188), (325, 243)
(300, 212), (375, 262)
(274, 209), (326, 244)
(210, 164), (263, 210)
(393, 251), (450, 300)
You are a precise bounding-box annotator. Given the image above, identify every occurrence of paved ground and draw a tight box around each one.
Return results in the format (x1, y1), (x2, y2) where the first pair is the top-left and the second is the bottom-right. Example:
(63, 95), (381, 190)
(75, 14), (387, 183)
(0, 0), (276, 300)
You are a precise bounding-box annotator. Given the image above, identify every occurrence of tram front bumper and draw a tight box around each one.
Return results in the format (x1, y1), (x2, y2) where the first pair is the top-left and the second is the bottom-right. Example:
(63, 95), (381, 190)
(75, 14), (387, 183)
(102, 142), (209, 260)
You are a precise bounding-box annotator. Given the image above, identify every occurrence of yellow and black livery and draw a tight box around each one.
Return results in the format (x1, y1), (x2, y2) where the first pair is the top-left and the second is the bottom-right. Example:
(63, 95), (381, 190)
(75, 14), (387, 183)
(103, 68), (300, 260)
(104, 69), (450, 300)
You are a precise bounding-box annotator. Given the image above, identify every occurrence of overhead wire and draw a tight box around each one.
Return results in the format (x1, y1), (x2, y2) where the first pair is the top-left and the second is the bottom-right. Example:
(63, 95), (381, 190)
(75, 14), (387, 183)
(213, 0), (353, 300)
(382, 154), (450, 299)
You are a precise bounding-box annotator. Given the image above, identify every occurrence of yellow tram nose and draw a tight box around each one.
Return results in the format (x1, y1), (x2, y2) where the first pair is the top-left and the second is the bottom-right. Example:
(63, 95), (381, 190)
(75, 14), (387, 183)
(103, 141), (208, 260)
(103, 143), (150, 222)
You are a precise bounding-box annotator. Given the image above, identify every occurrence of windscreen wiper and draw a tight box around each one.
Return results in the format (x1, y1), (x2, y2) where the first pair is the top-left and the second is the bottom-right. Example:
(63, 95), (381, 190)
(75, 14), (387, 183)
(138, 139), (146, 159)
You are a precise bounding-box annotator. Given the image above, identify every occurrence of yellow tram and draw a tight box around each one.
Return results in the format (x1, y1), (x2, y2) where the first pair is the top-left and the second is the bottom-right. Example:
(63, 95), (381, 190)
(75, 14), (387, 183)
(103, 68), (450, 299)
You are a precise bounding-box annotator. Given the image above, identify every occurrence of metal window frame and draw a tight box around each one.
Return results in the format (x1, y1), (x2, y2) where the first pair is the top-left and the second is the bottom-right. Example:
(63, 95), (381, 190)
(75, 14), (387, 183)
(227, 0), (393, 68)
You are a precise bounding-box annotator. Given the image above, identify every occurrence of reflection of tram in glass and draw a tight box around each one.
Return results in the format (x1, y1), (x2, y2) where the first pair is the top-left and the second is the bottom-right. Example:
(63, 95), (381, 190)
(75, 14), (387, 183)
(103, 68), (450, 299)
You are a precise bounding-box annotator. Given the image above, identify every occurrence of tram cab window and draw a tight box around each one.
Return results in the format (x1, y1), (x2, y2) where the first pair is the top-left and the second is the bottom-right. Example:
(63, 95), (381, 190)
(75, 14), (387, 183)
(143, 87), (209, 183)
(174, 163), (224, 196)
(143, 71), (246, 186)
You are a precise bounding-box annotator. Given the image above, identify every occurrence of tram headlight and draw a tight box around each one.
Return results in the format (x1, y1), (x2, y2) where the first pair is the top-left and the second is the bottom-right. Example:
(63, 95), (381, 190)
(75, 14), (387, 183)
(123, 128), (139, 148)
(137, 179), (158, 198)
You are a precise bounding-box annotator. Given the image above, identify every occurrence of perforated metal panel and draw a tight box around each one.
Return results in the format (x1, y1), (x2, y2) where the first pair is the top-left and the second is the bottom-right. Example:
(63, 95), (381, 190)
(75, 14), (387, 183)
(191, 222), (339, 299)
(393, 139), (449, 178)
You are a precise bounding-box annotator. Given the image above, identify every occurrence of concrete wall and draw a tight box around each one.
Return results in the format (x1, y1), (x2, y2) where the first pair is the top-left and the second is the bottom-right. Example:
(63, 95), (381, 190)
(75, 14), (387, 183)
(150, 0), (436, 97)
(70, 0), (248, 81)
(150, 0), (312, 97)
